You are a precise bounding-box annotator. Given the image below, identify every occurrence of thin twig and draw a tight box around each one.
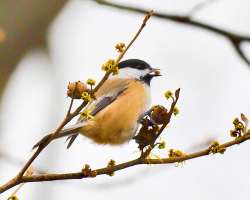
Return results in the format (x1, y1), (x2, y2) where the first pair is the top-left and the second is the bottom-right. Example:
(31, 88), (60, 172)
(94, 10), (153, 92)
(66, 98), (74, 117)
(141, 89), (180, 158)
(231, 39), (250, 66)
(94, 0), (250, 67)
(153, 89), (180, 143)
(66, 84), (76, 117)
(188, 0), (217, 16)
(115, 10), (154, 63)
(17, 116), (69, 179)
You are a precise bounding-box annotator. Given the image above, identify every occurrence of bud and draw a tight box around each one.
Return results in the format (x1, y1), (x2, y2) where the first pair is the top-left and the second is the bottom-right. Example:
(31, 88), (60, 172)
(173, 107), (180, 116)
(7, 196), (19, 200)
(107, 159), (116, 176)
(101, 59), (119, 75)
(164, 90), (173, 100)
(209, 141), (226, 154)
(233, 118), (240, 126)
(158, 141), (166, 149)
(241, 113), (248, 123)
(102, 59), (116, 72)
(81, 92), (92, 102)
(230, 130), (239, 137)
(67, 81), (87, 99)
(168, 149), (185, 158)
(82, 164), (91, 177)
(86, 78), (96, 86)
(150, 105), (168, 125)
(235, 122), (244, 131)
(115, 42), (126, 53)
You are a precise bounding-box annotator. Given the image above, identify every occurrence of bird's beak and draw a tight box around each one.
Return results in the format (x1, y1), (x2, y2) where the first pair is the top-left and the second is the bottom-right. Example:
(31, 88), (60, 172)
(149, 68), (161, 77)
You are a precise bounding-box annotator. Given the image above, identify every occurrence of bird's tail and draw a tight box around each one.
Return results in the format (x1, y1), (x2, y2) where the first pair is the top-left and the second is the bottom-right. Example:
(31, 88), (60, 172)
(65, 134), (79, 149)
(32, 122), (86, 149)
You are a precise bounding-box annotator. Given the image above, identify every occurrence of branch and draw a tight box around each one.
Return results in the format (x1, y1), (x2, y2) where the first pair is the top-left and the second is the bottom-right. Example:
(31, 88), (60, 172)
(188, 0), (217, 16)
(93, 0), (250, 67)
(0, 11), (153, 195)
(1, 131), (250, 192)
(1, 85), (250, 194)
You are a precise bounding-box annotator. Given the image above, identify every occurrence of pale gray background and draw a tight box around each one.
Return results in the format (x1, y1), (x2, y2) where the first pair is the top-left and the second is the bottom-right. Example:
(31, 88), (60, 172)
(1, 0), (250, 199)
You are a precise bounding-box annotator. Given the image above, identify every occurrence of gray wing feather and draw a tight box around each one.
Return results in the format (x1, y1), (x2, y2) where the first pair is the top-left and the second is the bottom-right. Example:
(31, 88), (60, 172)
(91, 89), (125, 115)
(32, 121), (87, 149)
(65, 87), (127, 149)
(34, 85), (128, 149)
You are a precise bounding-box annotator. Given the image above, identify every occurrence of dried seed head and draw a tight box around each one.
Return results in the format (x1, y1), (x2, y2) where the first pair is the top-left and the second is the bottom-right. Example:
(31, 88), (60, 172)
(67, 81), (87, 99)
(150, 105), (168, 125)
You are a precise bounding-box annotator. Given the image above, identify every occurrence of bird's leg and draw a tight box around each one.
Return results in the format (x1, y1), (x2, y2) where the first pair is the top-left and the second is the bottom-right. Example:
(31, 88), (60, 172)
(137, 109), (153, 123)
(138, 108), (158, 126)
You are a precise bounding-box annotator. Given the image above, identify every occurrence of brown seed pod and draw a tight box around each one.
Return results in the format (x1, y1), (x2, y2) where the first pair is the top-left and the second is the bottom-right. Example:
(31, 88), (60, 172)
(150, 105), (168, 125)
(67, 81), (87, 99)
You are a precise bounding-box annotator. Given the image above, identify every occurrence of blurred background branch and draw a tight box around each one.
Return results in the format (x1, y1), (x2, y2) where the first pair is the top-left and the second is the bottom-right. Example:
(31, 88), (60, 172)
(1, 0), (250, 101)
(93, 0), (250, 67)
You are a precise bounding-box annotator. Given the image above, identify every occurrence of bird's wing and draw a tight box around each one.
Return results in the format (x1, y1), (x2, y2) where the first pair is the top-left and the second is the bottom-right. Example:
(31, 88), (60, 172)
(33, 79), (130, 149)
(65, 94), (124, 148)
(65, 79), (129, 148)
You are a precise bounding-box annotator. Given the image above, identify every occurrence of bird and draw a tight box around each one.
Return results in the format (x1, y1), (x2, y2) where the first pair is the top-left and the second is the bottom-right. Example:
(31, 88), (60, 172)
(33, 59), (161, 149)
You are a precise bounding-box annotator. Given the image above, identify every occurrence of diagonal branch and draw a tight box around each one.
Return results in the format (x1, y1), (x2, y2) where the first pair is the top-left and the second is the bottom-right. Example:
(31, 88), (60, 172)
(93, 0), (250, 67)
(230, 37), (250, 66)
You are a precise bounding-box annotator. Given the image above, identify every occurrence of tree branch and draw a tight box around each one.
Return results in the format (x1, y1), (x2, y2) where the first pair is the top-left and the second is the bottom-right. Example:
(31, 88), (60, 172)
(1, 85), (250, 194)
(1, 132), (250, 193)
(93, 0), (250, 67)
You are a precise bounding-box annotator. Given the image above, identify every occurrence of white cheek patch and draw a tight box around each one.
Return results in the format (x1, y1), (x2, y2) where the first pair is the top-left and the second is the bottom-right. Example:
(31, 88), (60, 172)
(112, 68), (149, 80)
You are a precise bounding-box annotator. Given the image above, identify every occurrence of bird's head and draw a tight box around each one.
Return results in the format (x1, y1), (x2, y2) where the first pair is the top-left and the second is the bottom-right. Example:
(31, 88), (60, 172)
(117, 59), (161, 85)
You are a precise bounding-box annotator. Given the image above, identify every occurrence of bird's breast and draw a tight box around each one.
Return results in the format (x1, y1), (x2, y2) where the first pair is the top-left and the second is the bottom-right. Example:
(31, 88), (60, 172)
(81, 80), (150, 144)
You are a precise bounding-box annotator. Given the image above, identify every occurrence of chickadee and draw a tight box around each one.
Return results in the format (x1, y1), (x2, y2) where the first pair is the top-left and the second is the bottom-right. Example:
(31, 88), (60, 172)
(34, 59), (161, 149)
